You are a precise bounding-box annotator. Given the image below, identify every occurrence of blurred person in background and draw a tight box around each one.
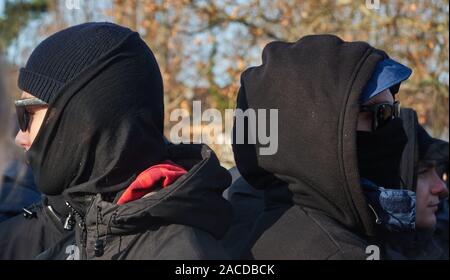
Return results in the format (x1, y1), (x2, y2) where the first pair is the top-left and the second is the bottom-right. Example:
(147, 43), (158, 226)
(0, 159), (41, 223)
(0, 60), (9, 175)
(0, 60), (40, 223)
(377, 108), (449, 259)
(414, 125), (448, 259)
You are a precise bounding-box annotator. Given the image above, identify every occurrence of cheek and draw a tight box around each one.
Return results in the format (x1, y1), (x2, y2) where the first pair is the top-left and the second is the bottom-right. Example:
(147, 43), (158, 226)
(416, 210), (436, 229)
(415, 178), (437, 229)
(357, 112), (372, 131)
(416, 179), (429, 205)
(29, 112), (47, 143)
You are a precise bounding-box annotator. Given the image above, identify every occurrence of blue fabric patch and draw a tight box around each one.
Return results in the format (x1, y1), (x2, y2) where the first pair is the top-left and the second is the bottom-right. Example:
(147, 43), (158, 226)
(361, 178), (415, 232)
(360, 58), (412, 104)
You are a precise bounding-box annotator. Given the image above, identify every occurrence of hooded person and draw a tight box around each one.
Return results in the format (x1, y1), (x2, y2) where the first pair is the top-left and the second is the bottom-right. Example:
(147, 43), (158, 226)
(231, 34), (415, 260)
(0, 22), (232, 260)
(375, 108), (448, 259)
(0, 160), (41, 223)
(414, 125), (448, 259)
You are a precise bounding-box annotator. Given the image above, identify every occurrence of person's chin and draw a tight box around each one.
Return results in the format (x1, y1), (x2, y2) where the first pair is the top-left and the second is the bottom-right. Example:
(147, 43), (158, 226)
(416, 214), (437, 230)
(424, 215), (437, 230)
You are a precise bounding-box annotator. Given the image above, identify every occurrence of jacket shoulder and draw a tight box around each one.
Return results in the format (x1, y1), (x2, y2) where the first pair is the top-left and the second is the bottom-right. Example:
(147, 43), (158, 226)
(251, 206), (368, 260)
(0, 203), (65, 260)
(121, 224), (229, 260)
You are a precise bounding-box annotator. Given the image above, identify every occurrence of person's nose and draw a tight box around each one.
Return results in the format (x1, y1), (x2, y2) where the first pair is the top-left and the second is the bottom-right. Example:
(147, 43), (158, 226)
(431, 172), (449, 200)
(15, 130), (31, 151)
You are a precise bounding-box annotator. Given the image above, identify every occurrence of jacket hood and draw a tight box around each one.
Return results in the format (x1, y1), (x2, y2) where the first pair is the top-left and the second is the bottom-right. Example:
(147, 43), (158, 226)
(83, 144), (233, 240)
(399, 108), (419, 191)
(26, 31), (167, 203)
(232, 34), (389, 237)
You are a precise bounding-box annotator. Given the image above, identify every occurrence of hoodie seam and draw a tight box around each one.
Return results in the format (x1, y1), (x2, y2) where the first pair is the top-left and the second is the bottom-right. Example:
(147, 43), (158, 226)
(300, 206), (343, 254)
(338, 46), (377, 235)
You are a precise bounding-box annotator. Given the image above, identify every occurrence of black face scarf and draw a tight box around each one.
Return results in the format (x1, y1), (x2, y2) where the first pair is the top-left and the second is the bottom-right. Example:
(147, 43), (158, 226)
(26, 33), (167, 212)
(357, 118), (408, 188)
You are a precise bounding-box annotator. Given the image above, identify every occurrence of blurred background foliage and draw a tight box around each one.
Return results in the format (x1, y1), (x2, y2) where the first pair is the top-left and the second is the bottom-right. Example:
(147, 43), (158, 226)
(0, 0), (448, 166)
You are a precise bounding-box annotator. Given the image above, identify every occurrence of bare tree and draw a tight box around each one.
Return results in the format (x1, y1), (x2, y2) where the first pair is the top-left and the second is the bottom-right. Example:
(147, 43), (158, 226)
(2, 0), (448, 165)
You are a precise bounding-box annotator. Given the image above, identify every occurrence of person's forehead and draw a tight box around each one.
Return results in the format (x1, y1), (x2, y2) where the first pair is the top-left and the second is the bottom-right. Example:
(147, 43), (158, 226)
(418, 160), (437, 169)
(363, 89), (394, 106)
(20, 91), (35, 99)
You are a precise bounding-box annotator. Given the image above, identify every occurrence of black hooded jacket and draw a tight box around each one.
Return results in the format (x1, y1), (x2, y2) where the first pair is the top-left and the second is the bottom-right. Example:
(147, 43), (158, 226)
(35, 144), (232, 260)
(0, 196), (68, 260)
(232, 35), (389, 259)
(0, 145), (232, 260)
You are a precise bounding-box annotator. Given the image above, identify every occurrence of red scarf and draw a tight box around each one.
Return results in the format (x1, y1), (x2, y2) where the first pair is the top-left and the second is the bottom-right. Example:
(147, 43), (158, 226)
(117, 160), (187, 205)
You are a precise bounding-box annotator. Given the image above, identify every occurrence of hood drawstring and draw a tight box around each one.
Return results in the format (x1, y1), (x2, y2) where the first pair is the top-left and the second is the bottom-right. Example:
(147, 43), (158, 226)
(368, 204), (382, 225)
(93, 207), (118, 258)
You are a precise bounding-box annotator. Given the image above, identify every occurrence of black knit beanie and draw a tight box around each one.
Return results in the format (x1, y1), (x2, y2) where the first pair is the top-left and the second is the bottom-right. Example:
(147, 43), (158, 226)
(18, 22), (134, 104)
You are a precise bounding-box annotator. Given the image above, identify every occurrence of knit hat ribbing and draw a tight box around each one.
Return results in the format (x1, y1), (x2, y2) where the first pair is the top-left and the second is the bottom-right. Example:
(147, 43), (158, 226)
(18, 22), (134, 104)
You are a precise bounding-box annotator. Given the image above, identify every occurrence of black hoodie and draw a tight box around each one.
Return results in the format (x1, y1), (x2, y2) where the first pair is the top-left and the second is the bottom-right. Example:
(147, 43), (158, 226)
(232, 35), (389, 259)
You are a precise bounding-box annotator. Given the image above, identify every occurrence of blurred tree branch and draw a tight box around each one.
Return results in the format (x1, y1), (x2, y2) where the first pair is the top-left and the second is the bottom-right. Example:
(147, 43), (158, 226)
(0, 0), (48, 53)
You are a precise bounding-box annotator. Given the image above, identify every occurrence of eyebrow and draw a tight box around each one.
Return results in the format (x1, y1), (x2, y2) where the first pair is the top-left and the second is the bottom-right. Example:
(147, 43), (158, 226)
(418, 161), (437, 169)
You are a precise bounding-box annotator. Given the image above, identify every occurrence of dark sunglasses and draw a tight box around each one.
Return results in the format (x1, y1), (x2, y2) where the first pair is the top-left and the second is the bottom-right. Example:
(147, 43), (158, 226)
(360, 101), (400, 131)
(14, 98), (48, 132)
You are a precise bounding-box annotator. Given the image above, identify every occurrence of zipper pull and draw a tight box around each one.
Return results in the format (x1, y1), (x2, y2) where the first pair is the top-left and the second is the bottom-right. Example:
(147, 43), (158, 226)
(64, 212), (75, 231)
(23, 207), (37, 219)
(94, 239), (104, 257)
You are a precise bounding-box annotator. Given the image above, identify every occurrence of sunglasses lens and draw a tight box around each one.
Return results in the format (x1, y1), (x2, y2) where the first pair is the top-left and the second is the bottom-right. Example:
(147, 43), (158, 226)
(376, 104), (393, 128)
(361, 102), (400, 131)
(15, 106), (29, 132)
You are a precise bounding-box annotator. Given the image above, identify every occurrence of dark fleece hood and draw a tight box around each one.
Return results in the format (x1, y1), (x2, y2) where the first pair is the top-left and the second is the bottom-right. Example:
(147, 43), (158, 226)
(233, 34), (389, 237)
(26, 31), (167, 214)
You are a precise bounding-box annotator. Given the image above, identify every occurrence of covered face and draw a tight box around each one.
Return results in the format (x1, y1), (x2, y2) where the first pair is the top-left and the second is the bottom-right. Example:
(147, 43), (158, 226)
(356, 57), (412, 189)
(16, 23), (167, 213)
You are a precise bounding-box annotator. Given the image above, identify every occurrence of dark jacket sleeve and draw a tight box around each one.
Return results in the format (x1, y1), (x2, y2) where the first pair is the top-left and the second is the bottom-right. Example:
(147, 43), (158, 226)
(221, 176), (264, 259)
(0, 202), (66, 260)
(0, 160), (41, 222)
